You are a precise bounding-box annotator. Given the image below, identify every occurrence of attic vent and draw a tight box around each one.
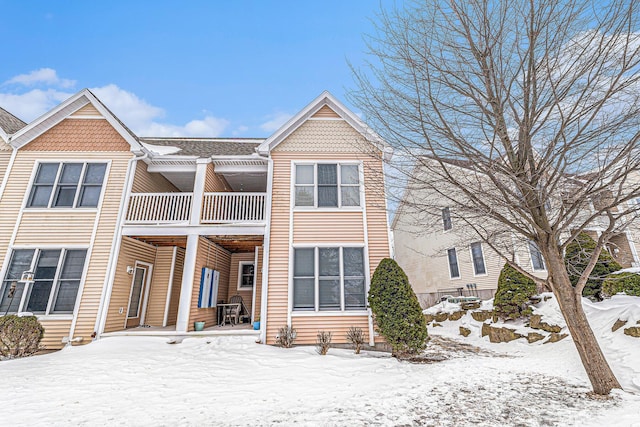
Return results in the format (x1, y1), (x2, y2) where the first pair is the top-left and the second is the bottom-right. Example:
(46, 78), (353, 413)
(311, 105), (340, 118)
(70, 103), (102, 117)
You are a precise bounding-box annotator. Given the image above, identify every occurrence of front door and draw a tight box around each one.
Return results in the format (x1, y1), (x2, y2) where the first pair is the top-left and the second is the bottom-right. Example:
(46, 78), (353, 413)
(125, 263), (151, 328)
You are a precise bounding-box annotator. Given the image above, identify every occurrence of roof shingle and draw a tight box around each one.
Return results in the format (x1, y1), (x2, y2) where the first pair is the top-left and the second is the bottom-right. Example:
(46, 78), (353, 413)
(0, 106), (27, 135)
(140, 137), (263, 157)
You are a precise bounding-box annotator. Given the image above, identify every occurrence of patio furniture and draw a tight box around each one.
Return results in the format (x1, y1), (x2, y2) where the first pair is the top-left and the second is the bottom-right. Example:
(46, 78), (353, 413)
(218, 303), (241, 326)
(229, 295), (250, 324)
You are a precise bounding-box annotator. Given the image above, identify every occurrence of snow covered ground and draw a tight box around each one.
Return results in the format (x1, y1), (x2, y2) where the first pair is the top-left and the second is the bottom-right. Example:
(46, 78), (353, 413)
(1, 296), (640, 426)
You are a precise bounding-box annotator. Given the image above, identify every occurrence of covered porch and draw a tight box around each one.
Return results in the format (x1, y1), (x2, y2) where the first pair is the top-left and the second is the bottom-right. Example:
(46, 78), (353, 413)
(102, 234), (264, 335)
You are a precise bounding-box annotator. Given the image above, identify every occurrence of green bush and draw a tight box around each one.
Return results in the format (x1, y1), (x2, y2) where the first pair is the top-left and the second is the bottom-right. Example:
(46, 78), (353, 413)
(0, 315), (44, 359)
(565, 232), (622, 300)
(602, 272), (640, 297)
(494, 263), (537, 320)
(368, 258), (428, 357)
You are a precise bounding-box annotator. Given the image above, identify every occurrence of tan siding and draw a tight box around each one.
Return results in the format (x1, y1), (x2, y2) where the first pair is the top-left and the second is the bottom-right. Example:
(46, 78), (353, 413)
(39, 319), (73, 350)
(227, 252), (255, 316)
(188, 237), (231, 330)
(206, 163), (231, 192)
(266, 119), (390, 344)
(69, 104), (102, 117)
(291, 316), (370, 344)
(0, 150), (11, 185)
(254, 246), (263, 321)
(145, 247), (176, 327)
(311, 105), (340, 118)
(166, 248), (185, 326)
(293, 211), (364, 243)
(15, 212), (96, 245)
(104, 237), (157, 332)
(131, 161), (179, 193)
(22, 119), (131, 151)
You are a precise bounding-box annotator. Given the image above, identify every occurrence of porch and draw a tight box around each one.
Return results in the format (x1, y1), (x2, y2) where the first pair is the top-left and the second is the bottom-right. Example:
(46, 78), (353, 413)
(101, 323), (259, 338)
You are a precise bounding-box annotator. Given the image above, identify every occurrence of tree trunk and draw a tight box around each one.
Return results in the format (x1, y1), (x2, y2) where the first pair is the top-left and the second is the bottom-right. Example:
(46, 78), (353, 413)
(545, 249), (621, 395)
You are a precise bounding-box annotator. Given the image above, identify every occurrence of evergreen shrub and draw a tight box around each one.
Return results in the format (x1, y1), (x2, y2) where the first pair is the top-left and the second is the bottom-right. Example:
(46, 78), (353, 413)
(602, 272), (640, 297)
(494, 263), (537, 320)
(0, 315), (44, 359)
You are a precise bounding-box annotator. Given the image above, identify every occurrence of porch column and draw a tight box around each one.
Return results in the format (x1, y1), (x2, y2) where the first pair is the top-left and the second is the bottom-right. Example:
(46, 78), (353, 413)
(176, 233), (199, 332)
(190, 158), (210, 226)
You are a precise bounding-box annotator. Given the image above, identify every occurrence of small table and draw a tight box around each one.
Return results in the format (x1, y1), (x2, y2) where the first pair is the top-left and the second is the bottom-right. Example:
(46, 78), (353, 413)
(217, 303), (241, 326)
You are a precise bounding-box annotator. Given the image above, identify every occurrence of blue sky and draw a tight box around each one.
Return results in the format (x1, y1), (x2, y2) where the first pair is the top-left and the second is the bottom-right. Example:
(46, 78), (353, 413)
(0, 1), (394, 137)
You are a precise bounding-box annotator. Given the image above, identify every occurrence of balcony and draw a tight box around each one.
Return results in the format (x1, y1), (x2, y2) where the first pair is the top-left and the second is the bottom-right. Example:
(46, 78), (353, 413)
(124, 192), (266, 225)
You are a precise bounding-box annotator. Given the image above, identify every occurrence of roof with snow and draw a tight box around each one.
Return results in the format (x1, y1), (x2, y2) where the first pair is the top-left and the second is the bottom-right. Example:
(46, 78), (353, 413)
(0, 106), (26, 135)
(139, 137), (263, 157)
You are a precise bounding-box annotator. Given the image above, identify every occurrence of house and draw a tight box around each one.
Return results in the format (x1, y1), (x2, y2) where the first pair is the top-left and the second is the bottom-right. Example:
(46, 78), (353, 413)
(0, 90), (392, 349)
(392, 157), (640, 308)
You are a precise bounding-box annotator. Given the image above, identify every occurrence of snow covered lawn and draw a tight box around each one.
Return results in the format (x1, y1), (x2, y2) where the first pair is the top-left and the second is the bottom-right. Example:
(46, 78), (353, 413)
(1, 296), (640, 426)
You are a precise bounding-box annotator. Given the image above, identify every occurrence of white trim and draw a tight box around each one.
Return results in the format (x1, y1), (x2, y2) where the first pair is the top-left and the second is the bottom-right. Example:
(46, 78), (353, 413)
(66, 116), (107, 120)
(95, 153), (145, 336)
(67, 161), (113, 341)
(162, 246), (178, 327)
(176, 234), (199, 332)
(237, 260), (255, 291)
(360, 161), (375, 347)
(527, 240), (547, 272)
(0, 147), (17, 203)
(251, 246), (258, 323)
(120, 224), (267, 236)
(469, 242), (488, 277)
(290, 311), (369, 317)
(124, 261), (152, 327)
(291, 160), (364, 210)
(447, 247), (461, 279)
(626, 231), (640, 266)
(287, 160), (295, 327)
(306, 117), (345, 121)
(259, 158), (274, 344)
(139, 262), (154, 325)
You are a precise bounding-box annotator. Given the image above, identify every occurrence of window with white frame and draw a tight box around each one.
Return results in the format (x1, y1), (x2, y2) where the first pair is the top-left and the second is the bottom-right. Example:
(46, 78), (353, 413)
(442, 207), (452, 231)
(528, 241), (546, 271)
(237, 261), (255, 290)
(27, 162), (107, 208)
(294, 163), (361, 208)
(447, 248), (460, 278)
(293, 246), (366, 311)
(0, 248), (87, 315)
(470, 242), (487, 275)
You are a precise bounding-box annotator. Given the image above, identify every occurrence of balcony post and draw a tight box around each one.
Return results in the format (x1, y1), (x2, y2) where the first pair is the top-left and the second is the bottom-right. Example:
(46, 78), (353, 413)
(190, 158), (210, 226)
(176, 233), (199, 332)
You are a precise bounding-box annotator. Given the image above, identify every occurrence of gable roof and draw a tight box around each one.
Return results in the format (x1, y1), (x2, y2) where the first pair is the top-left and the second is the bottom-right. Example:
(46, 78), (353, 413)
(0, 106), (27, 143)
(256, 91), (387, 155)
(140, 137), (263, 157)
(9, 89), (144, 153)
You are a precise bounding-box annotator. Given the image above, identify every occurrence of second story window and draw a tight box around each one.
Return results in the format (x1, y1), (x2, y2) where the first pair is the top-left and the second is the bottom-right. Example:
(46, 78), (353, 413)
(442, 207), (452, 231)
(294, 163), (361, 208)
(529, 241), (546, 271)
(470, 242), (487, 275)
(27, 162), (107, 208)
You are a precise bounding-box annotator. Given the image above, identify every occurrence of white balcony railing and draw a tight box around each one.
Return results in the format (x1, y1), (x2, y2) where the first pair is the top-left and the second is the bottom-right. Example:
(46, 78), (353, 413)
(201, 192), (266, 223)
(126, 193), (193, 224)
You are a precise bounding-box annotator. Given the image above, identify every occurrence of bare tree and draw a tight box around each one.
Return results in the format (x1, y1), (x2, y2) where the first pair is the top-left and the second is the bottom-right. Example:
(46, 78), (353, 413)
(351, 0), (640, 395)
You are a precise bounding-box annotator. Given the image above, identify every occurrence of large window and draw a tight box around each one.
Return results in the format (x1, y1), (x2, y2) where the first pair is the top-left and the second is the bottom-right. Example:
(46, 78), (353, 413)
(528, 241), (546, 271)
(470, 242), (487, 275)
(447, 248), (460, 278)
(237, 261), (255, 290)
(27, 162), (107, 208)
(0, 248), (87, 315)
(442, 207), (452, 231)
(294, 163), (361, 208)
(293, 246), (366, 311)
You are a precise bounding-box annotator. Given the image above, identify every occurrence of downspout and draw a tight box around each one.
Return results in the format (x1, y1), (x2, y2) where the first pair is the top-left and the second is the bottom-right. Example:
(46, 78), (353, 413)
(259, 157), (274, 344)
(93, 151), (148, 337)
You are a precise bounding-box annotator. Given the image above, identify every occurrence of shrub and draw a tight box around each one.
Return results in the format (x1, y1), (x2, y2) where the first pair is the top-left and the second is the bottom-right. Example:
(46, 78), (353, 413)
(602, 272), (640, 297)
(0, 315), (44, 359)
(275, 325), (296, 348)
(346, 326), (365, 354)
(565, 232), (622, 300)
(368, 258), (428, 357)
(315, 331), (332, 355)
(494, 263), (537, 320)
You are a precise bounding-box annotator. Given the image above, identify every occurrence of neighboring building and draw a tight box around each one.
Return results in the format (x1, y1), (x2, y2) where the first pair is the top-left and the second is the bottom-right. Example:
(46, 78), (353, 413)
(393, 158), (640, 308)
(0, 90), (392, 349)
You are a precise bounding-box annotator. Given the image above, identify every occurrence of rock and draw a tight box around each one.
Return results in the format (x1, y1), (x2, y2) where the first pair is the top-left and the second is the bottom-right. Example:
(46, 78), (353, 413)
(471, 310), (493, 322)
(530, 314), (562, 333)
(432, 322), (443, 327)
(434, 312), (449, 322)
(424, 314), (435, 323)
(461, 301), (481, 310)
(544, 333), (568, 343)
(529, 296), (542, 304)
(527, 332), (545, 343)
(543, 295), (552, 301)
(448, 311), (466, 321)
(612, 319), (627, 332)
(624, 327), (640, 338)
(459, 326), (471, 337)
(481, 323), (524, 343)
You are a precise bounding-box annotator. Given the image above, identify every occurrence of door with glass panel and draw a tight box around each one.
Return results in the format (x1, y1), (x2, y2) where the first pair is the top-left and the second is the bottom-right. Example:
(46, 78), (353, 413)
(125, 263), (151, 328)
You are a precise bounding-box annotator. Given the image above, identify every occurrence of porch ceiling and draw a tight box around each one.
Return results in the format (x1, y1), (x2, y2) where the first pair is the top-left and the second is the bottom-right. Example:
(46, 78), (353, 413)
(206, 235), (264, 253)
(132, 236), (188, 248)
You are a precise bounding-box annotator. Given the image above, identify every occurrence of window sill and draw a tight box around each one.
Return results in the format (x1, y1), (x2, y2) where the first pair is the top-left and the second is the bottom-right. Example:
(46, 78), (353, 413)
(293, 207), (364, 213)
(291, 310), (369, 317)
(237, 287), (253, 291)
(23, 208), (99, 213)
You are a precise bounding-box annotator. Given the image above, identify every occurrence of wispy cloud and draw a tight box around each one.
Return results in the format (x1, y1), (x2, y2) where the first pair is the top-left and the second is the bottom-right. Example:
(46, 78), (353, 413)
(259, 111), (293, 133)
(3, 68), (76, 89)
(0, 69), (232, 137)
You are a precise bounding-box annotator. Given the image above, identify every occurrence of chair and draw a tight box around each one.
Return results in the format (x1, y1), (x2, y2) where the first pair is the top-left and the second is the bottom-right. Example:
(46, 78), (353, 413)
(229, 294), (250, 324)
